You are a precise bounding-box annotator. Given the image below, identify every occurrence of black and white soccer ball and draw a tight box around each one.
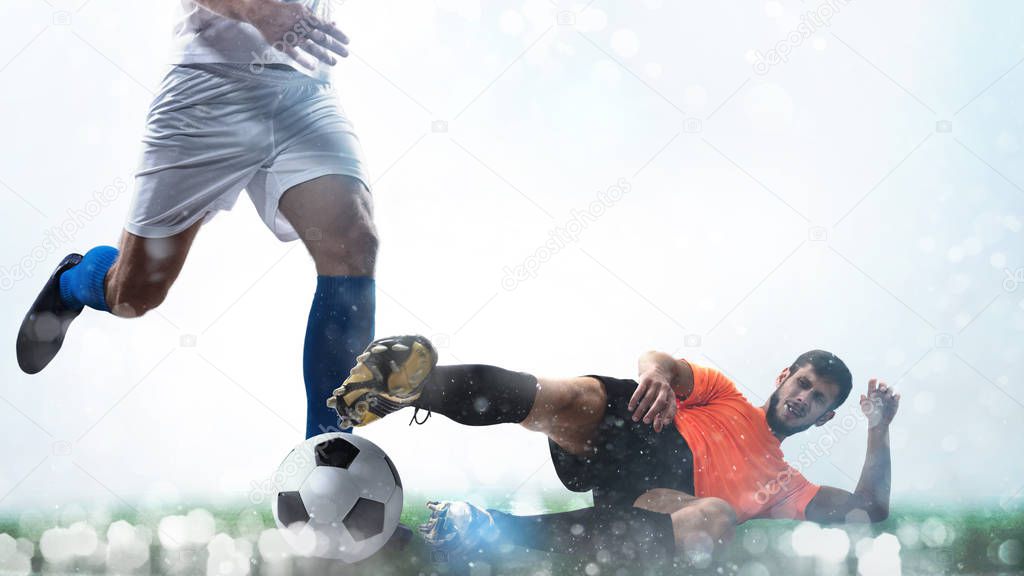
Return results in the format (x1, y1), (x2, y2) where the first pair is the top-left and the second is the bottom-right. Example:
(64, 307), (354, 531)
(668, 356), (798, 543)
(271, 432), (403, 562)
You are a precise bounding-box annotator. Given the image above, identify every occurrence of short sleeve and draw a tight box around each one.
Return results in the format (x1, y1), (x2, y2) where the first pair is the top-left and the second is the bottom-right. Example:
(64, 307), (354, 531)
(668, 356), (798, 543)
(764, 472), (821, 521)
(679, 361), (740, 407)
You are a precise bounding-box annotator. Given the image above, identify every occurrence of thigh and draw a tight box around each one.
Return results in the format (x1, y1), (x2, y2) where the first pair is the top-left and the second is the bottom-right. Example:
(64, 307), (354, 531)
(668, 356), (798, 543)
(522, 376), (607, 454)
(591, 444), (694, 510)
(584, 377), (695, 506)
(632, 489), (698, 514)
(276, 174), (377, 276)
(253, 82), (373, 247)
(105, 220), (203, 315)
(591, 433), (695, 508)
(541, 376), (626, 494)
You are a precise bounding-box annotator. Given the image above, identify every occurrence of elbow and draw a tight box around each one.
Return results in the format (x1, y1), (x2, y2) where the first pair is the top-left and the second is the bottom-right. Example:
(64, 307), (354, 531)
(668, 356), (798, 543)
(641, 350), (663, 361)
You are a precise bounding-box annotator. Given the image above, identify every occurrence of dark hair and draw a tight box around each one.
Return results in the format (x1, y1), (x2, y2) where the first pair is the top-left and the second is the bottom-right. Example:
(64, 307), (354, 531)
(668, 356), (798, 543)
(789, 350), (852, 410)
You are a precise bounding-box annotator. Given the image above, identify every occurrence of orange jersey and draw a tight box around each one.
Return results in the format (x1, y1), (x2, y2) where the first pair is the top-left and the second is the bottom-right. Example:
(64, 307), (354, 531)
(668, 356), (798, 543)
(672, 360), (820, 523)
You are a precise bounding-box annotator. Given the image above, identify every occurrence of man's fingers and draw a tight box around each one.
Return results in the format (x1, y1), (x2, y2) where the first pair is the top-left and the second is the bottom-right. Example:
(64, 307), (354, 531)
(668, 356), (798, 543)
(633, 385), (660, 421)
(628, 380), (648, 411)
(631, 378), (665, 418)
(654, 397), (676, 432)
(645, 390), (672, 424)
(632, 394), (652, 422)
(867, 378), (877, 394)
(299, 7), (325, 29)
(303, 10), (349, 44)
(308, 29), (349, 58)
(326, 36), (349, 57)
(317, 20), (350, 45)
(281, 43), (317, 70)
(301, 38), (336, 65)
(642, 390), (665, 424)
(875, 381), (895, 402)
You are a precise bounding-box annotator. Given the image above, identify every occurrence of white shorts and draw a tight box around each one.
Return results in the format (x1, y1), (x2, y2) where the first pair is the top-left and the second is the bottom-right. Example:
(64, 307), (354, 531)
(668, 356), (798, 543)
(126, 63), (371, 241)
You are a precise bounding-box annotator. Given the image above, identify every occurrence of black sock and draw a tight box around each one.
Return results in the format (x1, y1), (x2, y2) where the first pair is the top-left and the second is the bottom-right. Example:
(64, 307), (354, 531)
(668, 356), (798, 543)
(487, 506), (676, 561)
(411, 364), (539, 426)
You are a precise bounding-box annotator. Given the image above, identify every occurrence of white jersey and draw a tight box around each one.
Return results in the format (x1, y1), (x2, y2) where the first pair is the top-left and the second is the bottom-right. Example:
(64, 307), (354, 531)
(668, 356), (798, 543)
(170, 0), (331, 82)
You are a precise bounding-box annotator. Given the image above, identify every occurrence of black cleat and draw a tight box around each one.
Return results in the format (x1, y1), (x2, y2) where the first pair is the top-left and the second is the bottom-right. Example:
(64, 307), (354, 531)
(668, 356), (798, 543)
(16, 254), (84, 374)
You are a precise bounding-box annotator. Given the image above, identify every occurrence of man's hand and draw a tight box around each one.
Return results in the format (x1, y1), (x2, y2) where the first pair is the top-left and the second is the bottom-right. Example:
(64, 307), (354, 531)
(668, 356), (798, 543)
(808, 378), (898, 524)
(243, 0), (350, 70)
(629, 365), (678, 432)
(860, 378), (900, 429)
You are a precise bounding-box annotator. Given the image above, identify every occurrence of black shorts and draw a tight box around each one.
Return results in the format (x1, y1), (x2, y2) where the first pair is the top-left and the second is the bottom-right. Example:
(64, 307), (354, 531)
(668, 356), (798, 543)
(548, 375), (695, 508)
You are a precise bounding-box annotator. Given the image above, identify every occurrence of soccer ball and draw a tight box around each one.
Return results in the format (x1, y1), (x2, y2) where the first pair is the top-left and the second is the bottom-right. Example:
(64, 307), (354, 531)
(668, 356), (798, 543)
(271, 432), (403, 562)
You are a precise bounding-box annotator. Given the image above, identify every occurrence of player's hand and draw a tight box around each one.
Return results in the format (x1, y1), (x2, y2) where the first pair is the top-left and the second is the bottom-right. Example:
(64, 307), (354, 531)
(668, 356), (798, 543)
(244, 0), (350, 70)
(629, 367), (678, 432)
(860, 378), (900, 429)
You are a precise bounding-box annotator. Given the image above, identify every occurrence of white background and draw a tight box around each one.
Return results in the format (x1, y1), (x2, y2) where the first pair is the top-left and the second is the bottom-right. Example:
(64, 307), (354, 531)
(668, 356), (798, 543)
(1, 0), (1022, 517)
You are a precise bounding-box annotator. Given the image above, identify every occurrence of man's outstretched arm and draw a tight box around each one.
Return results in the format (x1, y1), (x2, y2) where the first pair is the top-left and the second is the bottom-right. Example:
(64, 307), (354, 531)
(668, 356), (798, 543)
(805, 378), (900, 523)
(630, 351), (694, 432)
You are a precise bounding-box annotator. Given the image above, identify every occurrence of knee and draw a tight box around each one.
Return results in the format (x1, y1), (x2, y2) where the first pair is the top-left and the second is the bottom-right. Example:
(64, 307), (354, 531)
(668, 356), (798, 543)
(106, 275), (173, 318)
(696, 497), (737, 541)
(519, 378), (604, 441)
(574, 377), (607, 417)
(668, 497), (737, 557)
(306, 220), (379, 276)
(633, 488), (695, 514)
(548, 378), (605, 424)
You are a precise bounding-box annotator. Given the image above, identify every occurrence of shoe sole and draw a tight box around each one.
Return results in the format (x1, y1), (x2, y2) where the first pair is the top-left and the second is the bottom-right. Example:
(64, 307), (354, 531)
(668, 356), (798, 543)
(327, 336), (437, 427)
(16, 253), (83, 374)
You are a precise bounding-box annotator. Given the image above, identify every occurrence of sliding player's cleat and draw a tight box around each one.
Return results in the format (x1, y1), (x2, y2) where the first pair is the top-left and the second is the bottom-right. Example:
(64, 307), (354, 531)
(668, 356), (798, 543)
(16, 254), (84, 374)
(418, 500), (500, 555)
(327, 335), (438, 428)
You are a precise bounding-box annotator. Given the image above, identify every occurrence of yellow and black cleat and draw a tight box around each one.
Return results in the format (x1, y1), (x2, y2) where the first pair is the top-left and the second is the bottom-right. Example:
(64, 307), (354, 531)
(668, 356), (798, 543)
(327, 335), (438, 428)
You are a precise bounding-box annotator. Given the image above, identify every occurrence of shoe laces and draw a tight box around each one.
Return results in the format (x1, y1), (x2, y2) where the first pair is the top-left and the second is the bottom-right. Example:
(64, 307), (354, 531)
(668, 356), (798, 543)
(409, 407), (432, 426)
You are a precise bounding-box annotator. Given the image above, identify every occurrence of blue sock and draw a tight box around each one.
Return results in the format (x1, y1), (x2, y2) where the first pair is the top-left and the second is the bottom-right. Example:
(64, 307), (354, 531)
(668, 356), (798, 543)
(59, 246), (118, 312)
(304, 275), (375, 438)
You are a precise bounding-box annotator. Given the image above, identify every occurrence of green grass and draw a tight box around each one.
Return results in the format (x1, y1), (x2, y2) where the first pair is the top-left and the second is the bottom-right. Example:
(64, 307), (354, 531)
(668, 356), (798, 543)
(1, 497), (1021, 575)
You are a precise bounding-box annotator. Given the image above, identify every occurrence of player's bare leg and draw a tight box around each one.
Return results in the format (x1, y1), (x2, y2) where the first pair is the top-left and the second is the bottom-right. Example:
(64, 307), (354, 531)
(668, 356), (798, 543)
(633, 489), (737, 559)
(279, 174), (379, 437)
(17, 218), (203, 373)
(278, 174), (378, 277)
(105, 220), (204, 318)
(421, 487), (735, 562)
(519, 376), (607, 456)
